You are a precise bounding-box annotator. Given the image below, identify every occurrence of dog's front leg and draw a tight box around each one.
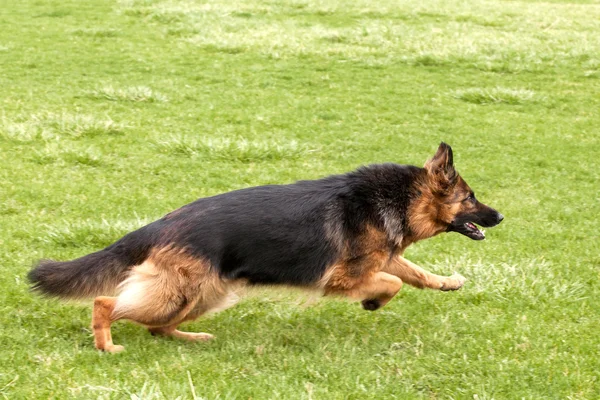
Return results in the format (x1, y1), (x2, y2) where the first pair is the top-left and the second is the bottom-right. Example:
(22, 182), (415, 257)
(383, 256), (466, 291)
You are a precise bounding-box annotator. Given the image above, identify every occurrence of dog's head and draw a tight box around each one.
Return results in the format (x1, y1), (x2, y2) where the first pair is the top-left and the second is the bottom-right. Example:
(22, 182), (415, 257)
(410, 142), (503, 241)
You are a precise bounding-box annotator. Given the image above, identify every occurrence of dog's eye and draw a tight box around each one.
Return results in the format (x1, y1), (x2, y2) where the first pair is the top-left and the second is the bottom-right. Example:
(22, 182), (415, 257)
(464, 193), (475, 202)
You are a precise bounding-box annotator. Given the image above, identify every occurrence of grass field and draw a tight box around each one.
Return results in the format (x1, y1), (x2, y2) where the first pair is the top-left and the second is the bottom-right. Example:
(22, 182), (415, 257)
(1, 0), (599, 398)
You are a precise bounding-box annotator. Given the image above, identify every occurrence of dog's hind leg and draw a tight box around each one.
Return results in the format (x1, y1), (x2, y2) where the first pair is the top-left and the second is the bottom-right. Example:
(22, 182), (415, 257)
(148, 325), (214, 341)
(92, 296), (123, 353)
(384, 255), (466, 291)
(147, 291), (240, 341)
(92, 270), (200, 353)
(92, 246), (229, 352)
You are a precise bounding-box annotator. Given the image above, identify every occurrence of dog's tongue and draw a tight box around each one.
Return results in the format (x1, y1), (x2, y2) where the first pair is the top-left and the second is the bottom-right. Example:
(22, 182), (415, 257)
(465, 222), (485, 238)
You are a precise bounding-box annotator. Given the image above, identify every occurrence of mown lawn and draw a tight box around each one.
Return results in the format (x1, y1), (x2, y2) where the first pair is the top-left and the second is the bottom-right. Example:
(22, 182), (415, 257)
(1, 0), (599, 398)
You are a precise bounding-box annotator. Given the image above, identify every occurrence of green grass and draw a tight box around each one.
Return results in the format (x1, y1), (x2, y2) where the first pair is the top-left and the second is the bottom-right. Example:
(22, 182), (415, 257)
(451, 87), (537, 105)
(1, 0), (599, 398)
(84, 86), (168, 103)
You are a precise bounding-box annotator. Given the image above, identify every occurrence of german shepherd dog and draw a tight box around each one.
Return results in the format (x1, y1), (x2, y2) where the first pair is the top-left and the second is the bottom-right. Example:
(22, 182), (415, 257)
(29, 143), (503, 352)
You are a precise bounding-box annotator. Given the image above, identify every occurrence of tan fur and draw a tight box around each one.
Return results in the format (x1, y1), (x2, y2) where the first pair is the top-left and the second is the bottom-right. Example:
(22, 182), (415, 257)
(405, 183), (448, 244)
(322, 250), (389, 293)
(403, 172), (473, 248)
(346, 271), (403, 306)
(92, 296), (122, 353)
(321, 225), (393, 300)
(383, 254), (465, 291)
(92, 245), (238, 352)
(148, 325), (214, 341)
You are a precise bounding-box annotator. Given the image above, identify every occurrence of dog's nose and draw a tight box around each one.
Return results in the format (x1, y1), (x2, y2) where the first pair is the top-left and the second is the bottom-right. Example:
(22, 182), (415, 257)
(496, 213), (504, 223)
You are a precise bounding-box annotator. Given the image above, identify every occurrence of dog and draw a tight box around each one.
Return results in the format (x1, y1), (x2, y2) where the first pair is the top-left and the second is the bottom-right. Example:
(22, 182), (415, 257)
(29, 142), (503, 352)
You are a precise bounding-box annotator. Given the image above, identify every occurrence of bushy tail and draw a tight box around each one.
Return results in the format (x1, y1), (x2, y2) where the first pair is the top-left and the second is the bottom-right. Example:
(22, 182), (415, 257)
(28, 249), (134, 299)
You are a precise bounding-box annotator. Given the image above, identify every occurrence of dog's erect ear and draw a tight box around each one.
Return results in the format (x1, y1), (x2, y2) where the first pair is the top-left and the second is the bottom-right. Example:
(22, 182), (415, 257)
(424, 142), (457, 191)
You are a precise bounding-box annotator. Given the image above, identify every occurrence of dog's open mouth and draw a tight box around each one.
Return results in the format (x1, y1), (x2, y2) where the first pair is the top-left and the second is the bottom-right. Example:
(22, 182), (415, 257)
(448, 220), (485, 240)
(463, 222), (485, 240)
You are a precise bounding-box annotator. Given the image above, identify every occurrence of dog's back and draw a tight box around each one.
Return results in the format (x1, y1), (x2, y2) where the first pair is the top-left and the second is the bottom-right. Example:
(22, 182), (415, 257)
(28, 171), (346, 298)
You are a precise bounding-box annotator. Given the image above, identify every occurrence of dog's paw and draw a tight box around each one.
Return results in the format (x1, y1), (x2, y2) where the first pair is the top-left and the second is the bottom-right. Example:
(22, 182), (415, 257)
(440, 273), (466, 291)
(103, 344), (125, 353)
(361, 299), (381, 311)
